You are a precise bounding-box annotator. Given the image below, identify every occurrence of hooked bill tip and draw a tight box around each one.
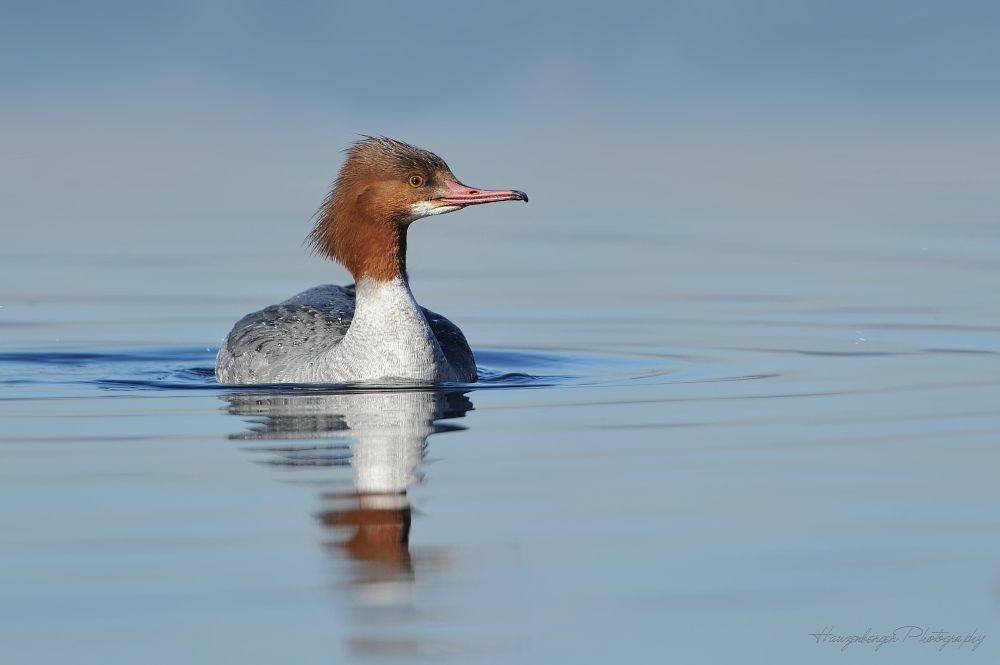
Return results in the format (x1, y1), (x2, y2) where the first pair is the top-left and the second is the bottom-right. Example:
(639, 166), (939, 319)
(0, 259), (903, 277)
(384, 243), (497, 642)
(512, 190), (528, 202)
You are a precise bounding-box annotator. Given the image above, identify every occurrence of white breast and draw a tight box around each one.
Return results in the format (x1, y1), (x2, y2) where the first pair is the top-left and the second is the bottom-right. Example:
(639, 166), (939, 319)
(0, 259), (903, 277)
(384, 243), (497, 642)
(307, 277), (459, 384)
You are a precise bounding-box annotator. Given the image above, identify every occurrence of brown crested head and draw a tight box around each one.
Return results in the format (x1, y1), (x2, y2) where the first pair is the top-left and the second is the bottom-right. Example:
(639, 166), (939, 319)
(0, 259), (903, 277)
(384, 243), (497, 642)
(307, 136), (528, 283)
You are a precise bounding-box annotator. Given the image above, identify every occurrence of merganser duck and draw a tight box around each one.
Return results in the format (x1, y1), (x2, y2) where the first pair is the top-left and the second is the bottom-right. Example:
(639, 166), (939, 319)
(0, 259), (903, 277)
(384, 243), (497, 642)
(215, 137), (527, 384)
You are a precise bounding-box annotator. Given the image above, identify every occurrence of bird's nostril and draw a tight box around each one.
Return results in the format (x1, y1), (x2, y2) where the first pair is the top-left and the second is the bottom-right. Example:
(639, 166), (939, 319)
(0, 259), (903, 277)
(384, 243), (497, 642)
(469, 190), (479, 195)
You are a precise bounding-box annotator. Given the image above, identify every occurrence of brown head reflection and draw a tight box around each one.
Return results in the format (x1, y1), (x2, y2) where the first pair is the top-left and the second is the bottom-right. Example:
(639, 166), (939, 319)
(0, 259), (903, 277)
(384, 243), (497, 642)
(320, 491), (414, 584)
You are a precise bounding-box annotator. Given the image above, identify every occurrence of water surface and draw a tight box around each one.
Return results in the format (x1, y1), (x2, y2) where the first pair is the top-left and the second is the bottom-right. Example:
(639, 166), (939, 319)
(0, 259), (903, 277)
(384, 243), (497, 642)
(1, 216), (998, 663)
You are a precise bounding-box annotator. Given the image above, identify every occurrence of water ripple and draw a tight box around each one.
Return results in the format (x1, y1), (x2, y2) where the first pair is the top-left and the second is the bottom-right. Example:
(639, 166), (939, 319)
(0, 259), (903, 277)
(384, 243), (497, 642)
(0, 346), (693, 394)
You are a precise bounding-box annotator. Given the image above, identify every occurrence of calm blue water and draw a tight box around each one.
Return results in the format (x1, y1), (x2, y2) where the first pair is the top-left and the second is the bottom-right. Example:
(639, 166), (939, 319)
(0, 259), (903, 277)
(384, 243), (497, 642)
(2, 212), (998, 663)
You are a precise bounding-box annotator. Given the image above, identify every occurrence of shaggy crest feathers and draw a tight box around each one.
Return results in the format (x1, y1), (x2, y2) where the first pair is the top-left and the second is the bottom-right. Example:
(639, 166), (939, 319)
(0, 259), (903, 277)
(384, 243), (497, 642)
(340, 136), (451, 175)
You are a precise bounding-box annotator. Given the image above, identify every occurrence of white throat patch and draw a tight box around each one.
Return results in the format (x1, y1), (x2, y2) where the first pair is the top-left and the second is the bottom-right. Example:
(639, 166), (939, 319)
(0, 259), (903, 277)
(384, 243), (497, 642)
(407, 200), (461, 221)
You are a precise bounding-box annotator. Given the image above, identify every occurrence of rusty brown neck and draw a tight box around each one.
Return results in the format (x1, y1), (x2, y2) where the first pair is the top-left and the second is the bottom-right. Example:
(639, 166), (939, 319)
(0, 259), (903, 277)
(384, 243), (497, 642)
(325, 212), (410, 284)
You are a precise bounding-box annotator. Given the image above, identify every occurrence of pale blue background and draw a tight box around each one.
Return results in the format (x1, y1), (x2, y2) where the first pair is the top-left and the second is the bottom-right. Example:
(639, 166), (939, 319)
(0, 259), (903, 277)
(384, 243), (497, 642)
(3, 0), (999, 230)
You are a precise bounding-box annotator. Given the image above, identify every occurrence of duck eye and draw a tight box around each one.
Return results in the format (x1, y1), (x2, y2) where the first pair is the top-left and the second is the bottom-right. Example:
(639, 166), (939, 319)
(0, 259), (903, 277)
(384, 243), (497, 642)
(409, 175), (424, 187)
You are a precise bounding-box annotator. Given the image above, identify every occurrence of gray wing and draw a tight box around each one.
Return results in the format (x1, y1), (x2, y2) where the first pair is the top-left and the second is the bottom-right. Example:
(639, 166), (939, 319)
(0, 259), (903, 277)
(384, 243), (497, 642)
(216, 285), (357, 384)
(422, 307), (477, 383)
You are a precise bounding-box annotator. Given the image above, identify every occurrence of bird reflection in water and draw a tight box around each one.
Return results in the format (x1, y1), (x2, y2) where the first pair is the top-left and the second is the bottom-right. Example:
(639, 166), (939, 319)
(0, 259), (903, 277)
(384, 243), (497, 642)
(224, 389), (472, 658)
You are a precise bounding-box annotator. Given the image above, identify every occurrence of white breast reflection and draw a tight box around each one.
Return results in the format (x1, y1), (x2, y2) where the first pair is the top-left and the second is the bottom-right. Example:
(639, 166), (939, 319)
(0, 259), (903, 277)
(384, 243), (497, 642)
(224, 389), (471, 611)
